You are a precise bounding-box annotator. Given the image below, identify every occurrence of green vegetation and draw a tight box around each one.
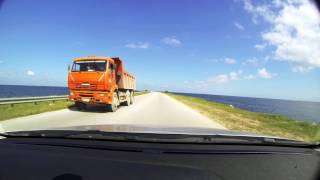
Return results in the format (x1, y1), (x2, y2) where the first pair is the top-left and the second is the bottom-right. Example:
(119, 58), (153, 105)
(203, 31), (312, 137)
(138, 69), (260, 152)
(167, 93), (320, 143)
(0, 100), (73, 121)
(135, 91), (149, 96)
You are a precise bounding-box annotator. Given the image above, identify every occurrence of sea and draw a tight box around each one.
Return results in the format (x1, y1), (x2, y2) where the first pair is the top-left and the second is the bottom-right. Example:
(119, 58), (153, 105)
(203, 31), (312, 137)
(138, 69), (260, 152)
(173, 92), (320, 123)
(0, 85), (69, 98)
(0, 85), (319, 123)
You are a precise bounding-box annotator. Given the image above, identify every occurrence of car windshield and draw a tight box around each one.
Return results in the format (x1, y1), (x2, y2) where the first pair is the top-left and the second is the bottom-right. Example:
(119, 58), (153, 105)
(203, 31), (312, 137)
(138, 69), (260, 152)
(72, 61), (106, 72)
(0, 0), (320, 145)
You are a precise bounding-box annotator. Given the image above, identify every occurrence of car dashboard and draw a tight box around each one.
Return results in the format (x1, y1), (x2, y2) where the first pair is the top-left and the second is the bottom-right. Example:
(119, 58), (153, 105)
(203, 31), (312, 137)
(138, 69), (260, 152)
(0, 137), (319, 180)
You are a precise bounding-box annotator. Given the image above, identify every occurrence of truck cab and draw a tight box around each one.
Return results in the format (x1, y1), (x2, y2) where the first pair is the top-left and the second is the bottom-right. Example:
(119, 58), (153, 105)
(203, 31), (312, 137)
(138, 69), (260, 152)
(68, 56), (136, 112)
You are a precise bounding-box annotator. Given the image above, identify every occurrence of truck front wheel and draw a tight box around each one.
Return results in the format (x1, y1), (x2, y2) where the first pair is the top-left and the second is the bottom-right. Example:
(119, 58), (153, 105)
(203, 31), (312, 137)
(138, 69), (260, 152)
(106, 92), (119, 112)
(75, 102), (86, 110)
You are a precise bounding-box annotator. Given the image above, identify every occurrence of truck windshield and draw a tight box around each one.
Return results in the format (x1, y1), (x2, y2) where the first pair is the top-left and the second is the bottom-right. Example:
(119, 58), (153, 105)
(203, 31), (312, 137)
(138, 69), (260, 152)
(72, 61), (106, 72)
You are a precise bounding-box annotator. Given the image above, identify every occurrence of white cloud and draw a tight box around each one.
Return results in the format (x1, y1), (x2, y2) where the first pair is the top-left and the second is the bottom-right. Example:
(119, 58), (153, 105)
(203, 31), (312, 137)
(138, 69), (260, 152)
(207, 74), (230, 84)
(244, 74), (256, 79)
(207, 57), (237, 64)
(254, 44), (267, 51)
(242, 57), (259, 66)
(125, 42), (149, 49)
(205, 58), (220, 63)
(291, 65), (313, 73)
(240, 0), (320, 72)
(184, 69), (277, 89)
(193, 70), (243, 87)
(26, 70), (35, 76)
(257, 68), (273, 79)
(185, 67), (276, 89)
(224, 57), (237, 64)
(241, 0), (276, 24)
(161, 37), (182, 47)
(229, 70), (243, 80)
(234, 21), (245, 30)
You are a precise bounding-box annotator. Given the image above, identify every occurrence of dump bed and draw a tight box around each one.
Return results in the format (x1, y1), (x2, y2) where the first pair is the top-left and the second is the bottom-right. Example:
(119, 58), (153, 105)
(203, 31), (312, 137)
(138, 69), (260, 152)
(118, 72), (136, 90)
(113, 57), (136, 90)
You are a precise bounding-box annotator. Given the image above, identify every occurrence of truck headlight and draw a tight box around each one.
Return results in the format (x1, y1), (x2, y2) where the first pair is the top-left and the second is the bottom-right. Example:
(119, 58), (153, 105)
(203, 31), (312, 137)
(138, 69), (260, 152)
(99, 93), (106, 96)
(70, 92), (74, 96)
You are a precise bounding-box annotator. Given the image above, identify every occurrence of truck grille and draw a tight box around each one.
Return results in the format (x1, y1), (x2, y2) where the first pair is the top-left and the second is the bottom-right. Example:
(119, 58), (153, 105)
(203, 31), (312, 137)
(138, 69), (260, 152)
(79, 94), (93, 97)
(76, 83), (97, 89)
(69, 83), (104, 90)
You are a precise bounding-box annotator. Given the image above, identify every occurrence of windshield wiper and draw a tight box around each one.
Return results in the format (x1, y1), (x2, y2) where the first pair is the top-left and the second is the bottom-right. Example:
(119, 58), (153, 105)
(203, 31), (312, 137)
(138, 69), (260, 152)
(1, 130), (317, 147)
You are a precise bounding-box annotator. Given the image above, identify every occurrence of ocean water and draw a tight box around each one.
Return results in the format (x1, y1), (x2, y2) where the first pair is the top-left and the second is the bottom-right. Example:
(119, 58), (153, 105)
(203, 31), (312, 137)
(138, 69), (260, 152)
(174, 92), (320, 123)
(0, 85), (68, 98)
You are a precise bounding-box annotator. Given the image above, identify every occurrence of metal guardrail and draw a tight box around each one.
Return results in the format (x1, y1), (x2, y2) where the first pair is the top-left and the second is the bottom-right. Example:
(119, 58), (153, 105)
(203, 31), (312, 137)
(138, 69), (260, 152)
(0, 91), (148, 106)
(0, 95), (69, 106)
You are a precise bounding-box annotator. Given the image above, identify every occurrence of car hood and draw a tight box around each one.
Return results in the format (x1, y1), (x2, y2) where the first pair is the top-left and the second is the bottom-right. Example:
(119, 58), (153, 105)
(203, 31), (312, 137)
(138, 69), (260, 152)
(50, 124), (278, 139)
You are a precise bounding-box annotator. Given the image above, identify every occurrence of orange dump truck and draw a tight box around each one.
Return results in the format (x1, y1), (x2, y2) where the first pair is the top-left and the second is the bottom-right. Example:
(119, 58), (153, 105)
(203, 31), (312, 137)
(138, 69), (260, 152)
(68, 56), (136, 112)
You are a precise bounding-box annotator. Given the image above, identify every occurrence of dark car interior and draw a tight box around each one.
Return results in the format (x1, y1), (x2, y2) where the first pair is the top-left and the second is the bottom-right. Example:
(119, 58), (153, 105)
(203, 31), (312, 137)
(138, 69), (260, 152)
(0, 137), (319, 180)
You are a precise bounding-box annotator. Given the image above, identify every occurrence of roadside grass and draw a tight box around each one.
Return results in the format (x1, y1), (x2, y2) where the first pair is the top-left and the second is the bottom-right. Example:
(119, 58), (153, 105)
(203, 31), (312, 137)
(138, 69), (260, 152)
(134, 91), (149, 96)
(0, 92), (149, 121)
(167, 93), (320, 143)
(0, 100), (73, 121)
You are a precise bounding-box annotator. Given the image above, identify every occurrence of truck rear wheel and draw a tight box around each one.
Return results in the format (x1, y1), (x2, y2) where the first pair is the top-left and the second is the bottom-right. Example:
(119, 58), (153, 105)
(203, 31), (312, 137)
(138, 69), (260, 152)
(122, 91), (131, 106)
(106, 92), (119, 112)
(130, 91), (134, 104)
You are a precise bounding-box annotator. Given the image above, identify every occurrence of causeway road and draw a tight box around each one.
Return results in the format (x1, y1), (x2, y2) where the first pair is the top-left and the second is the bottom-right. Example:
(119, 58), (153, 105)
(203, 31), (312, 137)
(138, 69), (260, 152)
(0, 92), (225, 132)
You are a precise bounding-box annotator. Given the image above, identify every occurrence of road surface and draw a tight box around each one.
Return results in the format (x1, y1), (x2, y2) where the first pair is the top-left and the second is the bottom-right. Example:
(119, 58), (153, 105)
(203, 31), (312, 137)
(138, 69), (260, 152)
(0, 92), (225, 132)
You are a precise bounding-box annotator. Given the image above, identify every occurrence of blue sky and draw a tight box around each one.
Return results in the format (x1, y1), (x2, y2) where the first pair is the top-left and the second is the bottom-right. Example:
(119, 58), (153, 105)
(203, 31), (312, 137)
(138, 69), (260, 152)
(0, 0), (319, 101)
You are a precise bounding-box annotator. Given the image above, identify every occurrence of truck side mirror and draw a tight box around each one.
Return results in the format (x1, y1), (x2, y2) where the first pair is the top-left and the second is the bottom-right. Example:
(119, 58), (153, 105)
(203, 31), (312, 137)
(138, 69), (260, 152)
(109, 64), (114, 72)
(68, 65), (71, 71)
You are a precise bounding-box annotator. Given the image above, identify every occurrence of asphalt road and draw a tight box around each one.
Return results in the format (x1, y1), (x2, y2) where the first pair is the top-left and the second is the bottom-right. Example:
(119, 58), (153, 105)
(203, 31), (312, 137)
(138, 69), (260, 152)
(0, 92), (225, 132)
